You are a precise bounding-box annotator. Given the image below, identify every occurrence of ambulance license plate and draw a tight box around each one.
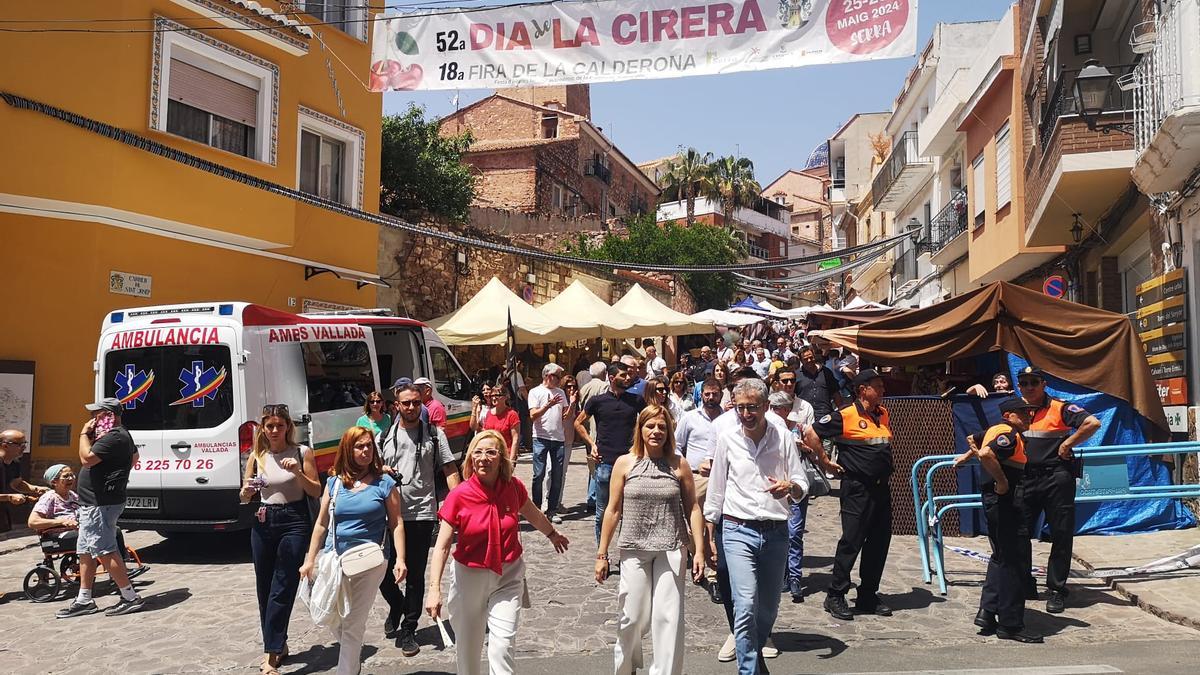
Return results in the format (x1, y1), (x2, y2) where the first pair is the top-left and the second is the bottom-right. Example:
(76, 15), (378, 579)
(125, 496), (159, 510)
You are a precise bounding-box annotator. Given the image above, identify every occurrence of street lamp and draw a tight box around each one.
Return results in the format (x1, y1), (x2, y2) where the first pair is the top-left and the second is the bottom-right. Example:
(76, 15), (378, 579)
(1073, 59), (1134, 135)
(1070, 213), (1084, 244)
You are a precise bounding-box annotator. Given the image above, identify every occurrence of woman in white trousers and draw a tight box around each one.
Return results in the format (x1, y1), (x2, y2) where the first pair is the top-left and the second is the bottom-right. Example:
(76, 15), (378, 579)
(301, 426), (406, 675)
(426, 431), (570, 675)
(596, 405), (705, 675)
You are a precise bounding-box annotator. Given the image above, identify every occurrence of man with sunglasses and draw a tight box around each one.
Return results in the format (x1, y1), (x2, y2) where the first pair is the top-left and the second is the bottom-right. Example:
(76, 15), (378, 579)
(813, 369), (894, 622)
(1014, 366), (1100, 614)
(1, 429), (48, 536)
(704, 378), (809, 674)
(378, 385), (460, 656)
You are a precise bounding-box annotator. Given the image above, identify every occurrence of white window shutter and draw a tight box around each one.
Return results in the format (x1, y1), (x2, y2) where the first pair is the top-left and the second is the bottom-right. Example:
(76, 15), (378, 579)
(972, 152), (986, 219)
(994, 122), (1012, 209)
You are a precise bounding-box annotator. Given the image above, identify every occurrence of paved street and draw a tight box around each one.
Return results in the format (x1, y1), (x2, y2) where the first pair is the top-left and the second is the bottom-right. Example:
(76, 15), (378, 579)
(2, 455), (1197, 674)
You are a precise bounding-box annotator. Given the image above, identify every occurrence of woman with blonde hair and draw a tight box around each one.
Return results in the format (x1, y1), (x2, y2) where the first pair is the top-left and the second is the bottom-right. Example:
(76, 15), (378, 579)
(425, 430), (569, 675)
(300, 426), (406, 675)
(596, 405), (705, 675)
(240, 404), (322, 675)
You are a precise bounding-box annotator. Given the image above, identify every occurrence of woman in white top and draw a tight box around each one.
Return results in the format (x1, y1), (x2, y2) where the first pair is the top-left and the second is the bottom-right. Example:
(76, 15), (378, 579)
(240, 403), (322, 675)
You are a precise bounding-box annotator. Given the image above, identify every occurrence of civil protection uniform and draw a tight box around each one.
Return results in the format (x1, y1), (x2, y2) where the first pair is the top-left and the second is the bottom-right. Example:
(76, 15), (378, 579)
(1021, 397), (1092, 597)
(813, 401), (893, 604)
(978, 422), (1029, 630)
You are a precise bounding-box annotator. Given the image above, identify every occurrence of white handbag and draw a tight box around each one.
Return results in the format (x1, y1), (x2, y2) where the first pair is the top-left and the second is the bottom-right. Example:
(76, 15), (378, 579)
(330, 479), (387, 578)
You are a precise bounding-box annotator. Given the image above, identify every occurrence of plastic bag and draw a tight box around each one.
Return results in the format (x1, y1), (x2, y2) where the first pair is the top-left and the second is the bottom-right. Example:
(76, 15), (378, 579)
(300, 548), (348, 637)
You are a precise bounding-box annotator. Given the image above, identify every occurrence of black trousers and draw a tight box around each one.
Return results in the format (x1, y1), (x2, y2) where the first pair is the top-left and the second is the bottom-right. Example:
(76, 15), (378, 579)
(380, 519), (436, 634)
(1020, 465), (1075, 595)
(829, 474), (892, 599)
(980, 484), (1027, 629)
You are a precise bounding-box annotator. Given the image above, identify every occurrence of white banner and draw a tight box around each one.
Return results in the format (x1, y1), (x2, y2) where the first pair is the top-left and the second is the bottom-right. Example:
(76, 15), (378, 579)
(370, 0), (918, 91)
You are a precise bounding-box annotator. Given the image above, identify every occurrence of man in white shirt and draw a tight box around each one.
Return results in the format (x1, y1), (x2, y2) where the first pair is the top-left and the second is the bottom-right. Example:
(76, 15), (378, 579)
(750, 347), (772, 379)
(704, 378), (809, 674)
(527, 362), (570, 524)
(644, 341), (668, 379)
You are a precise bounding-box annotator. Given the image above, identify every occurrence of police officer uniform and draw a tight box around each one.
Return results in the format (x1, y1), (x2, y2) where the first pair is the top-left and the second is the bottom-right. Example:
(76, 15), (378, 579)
(974, 398), (1042, 642)
(813, 369), (893, 619)
(1017, 366), (1094, 611)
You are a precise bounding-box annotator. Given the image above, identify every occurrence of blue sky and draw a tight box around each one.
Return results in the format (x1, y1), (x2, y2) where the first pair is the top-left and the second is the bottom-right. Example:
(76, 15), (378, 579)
(382, 0), (1016, 184)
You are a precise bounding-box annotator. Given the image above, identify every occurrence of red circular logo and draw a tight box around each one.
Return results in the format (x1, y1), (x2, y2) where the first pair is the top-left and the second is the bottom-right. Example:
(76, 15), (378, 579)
(826, 0), (910, 55)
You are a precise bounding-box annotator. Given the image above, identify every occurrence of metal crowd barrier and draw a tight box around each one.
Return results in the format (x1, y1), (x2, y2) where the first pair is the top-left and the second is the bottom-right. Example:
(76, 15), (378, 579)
(911, 441), (1200, 594)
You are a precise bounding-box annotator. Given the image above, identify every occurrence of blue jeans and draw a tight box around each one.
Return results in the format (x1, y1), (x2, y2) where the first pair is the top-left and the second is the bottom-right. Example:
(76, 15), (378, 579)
(787, 497), (810, 587)
(593, 462), (614, 544)
(531, 437), (565, 514)
(722, 518), (788, 675)
(250, 500), (311, 653)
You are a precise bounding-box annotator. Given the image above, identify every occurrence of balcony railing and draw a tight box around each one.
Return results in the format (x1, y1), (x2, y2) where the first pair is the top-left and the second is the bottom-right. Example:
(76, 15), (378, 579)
(748, 242), (771, 260)
(872, 131), (930, 208)
(585, 158), (611, 184)
(1038, 64), (1138, 150)
(1134, 0), (1198, 156)
(929, 189), (968, 253)
(893, 244), (918, 285)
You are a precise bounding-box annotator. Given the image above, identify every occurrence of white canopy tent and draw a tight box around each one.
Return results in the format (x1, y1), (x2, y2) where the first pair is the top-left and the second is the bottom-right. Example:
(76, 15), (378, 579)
(426, 277), (595, 345)
(844, 296), (891, 310)
(537, 279), (656, 338)
(690, 308), (766, 327)
(613, 284), (714, 336)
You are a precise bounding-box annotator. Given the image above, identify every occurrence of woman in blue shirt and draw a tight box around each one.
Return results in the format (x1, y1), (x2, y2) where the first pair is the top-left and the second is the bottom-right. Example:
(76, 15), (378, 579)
(301, 426), (406, 675)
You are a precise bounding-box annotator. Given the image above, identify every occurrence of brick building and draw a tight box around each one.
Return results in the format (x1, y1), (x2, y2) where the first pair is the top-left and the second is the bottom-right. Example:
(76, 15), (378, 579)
(439, 84), (659, 220)
(762, 167), (830, 250)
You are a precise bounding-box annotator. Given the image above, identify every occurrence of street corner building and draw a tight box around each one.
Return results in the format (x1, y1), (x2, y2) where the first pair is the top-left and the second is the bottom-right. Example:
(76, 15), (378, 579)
(0, 1), (387, 474)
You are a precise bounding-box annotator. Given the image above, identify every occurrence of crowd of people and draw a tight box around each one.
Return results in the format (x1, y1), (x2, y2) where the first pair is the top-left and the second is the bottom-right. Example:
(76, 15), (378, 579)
(0, 322), (1104, 675)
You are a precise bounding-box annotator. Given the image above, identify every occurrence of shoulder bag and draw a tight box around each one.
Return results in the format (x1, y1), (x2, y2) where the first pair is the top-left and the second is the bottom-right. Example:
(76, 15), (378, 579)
(333, 478), (388, 578)
(300, 478), (349, 634)
(801, 455), (832, 497)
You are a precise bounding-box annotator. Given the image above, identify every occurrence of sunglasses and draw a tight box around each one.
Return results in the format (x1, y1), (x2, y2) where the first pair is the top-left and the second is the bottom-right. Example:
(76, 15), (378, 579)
(734, 404), (762, 413)
(262, 404), (290, 417)
(779, 378), (796, 385)
(368, 399), (384, 405)
(1017, 379), (1043, 387)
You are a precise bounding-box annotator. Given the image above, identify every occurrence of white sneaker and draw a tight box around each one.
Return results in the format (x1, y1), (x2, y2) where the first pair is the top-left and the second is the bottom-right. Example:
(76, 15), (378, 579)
(762, 637), (779, 658)
(718, 633), (736, 662)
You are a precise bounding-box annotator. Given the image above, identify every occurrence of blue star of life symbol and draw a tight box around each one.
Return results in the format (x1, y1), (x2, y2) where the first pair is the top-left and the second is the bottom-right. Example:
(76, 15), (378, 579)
(114, 363), (153, 410)
(177, 360), (222, 408)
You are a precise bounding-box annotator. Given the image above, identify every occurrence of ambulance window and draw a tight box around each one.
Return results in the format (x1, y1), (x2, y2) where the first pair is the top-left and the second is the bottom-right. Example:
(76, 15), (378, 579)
(301, 341), (375, 413)
(430, 346), (471, 401)
(103, 346), (235, 430)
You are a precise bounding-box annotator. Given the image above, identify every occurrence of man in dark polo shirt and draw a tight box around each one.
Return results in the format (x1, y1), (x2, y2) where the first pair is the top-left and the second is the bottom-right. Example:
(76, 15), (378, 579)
(813, 369), (894, 621)
(794, 345), (843, 419)
(1014, 366), (1100, 614)
(574, 361), (645, 543)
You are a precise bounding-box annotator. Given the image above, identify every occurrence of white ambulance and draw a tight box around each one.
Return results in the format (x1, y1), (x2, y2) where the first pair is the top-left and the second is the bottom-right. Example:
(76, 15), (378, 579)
(95, 302), (476, 532)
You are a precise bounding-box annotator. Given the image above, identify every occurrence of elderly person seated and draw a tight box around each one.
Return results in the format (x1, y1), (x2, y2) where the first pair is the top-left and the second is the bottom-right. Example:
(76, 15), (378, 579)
(29, 463), (130, 557)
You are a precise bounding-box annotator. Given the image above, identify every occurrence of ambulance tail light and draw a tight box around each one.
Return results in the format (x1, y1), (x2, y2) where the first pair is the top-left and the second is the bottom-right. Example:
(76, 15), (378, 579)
(238, 420), (258, 476)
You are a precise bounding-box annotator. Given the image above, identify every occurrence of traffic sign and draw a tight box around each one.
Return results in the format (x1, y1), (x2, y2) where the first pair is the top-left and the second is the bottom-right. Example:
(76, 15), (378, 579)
(1043, 275), (1066, 298)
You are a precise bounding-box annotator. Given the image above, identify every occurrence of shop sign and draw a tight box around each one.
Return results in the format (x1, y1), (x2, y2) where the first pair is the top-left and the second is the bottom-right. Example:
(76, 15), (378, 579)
(1136, 295), (1187, 332)
(1155, 377), (1189, 406)
(1163, 405), (1190, 433)
(109, 270), (152, 298)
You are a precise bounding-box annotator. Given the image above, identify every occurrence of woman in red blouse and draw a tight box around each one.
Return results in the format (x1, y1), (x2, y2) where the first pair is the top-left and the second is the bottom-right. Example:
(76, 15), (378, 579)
(471, 386), (522, 461)
(425, 430), (569, 675)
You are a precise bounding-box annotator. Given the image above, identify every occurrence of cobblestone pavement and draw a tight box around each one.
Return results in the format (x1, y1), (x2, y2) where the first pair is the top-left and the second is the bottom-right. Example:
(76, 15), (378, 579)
(1, 456), (1196, 674)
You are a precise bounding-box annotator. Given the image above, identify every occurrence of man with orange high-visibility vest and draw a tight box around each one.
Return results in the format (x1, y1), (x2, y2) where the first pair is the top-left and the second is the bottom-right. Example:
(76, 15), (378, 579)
(812, 369), (894, 621)
(958, 397), (1044, 643)
(1014, 366), (1100, 615)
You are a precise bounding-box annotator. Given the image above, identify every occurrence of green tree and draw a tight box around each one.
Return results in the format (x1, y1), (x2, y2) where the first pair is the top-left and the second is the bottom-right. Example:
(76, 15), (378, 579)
(379, 103), (475, 223)
(568, 213), (744, 309)
(701, 155), (761, 227)
(658, 148), (712, 226)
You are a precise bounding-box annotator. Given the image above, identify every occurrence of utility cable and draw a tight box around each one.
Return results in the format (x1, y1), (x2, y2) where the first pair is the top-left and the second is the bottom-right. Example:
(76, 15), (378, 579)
(1, 91), (913, 274)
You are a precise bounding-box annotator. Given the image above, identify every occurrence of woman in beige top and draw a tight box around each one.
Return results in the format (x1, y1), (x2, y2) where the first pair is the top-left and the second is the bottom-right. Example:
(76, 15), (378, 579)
(240, 404), (322, 675)
(595, 405), (704, 675)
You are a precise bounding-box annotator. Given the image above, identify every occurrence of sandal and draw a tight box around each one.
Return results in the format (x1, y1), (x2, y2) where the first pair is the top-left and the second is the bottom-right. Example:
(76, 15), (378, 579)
(260, 654), (281, 675)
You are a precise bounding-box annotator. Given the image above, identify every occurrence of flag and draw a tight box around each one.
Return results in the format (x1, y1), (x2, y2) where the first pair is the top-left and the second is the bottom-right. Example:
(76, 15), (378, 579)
(502, 307), (516, 387)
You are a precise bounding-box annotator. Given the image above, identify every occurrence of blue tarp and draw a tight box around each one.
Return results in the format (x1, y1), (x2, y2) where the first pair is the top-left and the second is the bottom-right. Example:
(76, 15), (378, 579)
(729, 297), (764, 311)
(944, 356), (1195, 535)
(1005, 354), (1196, 535)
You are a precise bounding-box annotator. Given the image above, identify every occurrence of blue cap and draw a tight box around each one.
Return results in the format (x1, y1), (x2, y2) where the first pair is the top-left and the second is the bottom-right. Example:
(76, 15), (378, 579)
(391, 377), (413, 390)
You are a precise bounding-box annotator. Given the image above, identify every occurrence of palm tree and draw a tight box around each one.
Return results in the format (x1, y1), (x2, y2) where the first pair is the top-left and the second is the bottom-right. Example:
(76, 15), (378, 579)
(659, 148), (712, 226)
(702, 155), (761, 228)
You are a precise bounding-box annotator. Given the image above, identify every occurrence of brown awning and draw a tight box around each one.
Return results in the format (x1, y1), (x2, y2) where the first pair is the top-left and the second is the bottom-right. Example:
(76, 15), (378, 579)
(808, 307), (911, 328)
(816, 282), (1169, 440)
